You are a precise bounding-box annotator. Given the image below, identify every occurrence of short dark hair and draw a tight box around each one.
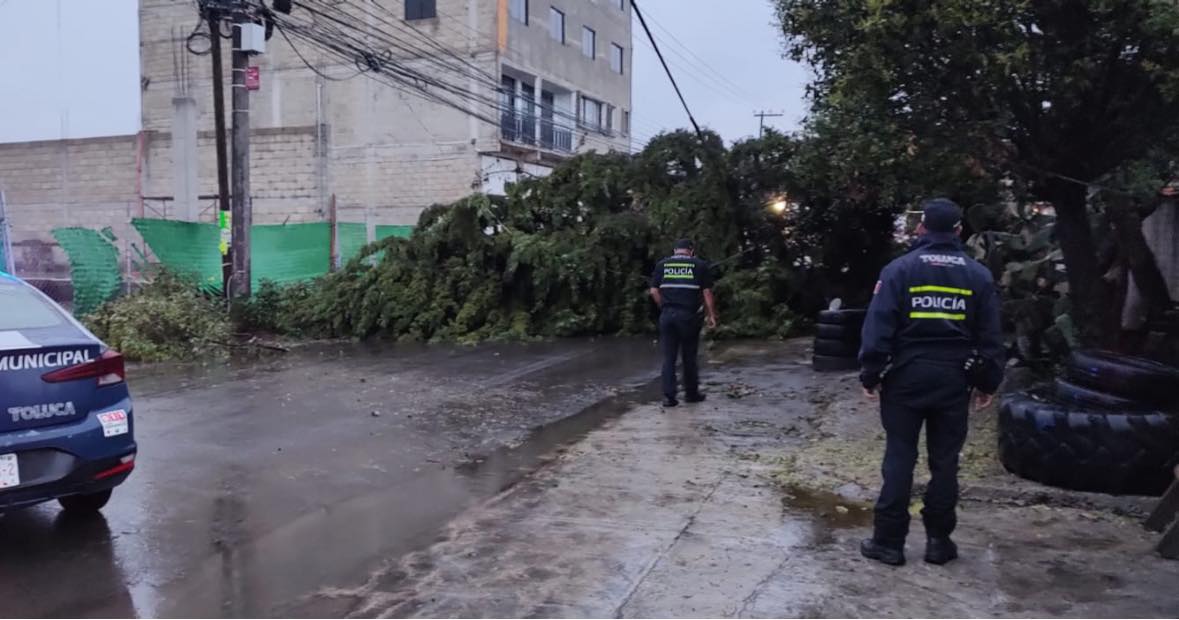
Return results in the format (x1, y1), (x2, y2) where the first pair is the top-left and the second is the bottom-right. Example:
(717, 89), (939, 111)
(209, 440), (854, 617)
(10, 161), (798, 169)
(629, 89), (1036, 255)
(920, 198), (963, 233)
(673, 238), (695, 251)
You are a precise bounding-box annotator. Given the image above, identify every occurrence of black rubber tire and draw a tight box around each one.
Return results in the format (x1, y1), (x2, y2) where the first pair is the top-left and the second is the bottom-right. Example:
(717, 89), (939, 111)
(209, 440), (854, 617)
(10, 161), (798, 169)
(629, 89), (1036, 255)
(1065, 350), (1179, 409)
(816, 323), (860, 342)
(998, 388), (1179, 496)
(817, 309), (867, 326)
(813, 354), (859, 372)
(813, 337), (859, 358)
(57, 489), (112, 514)
(1053, 378), (1146, 410)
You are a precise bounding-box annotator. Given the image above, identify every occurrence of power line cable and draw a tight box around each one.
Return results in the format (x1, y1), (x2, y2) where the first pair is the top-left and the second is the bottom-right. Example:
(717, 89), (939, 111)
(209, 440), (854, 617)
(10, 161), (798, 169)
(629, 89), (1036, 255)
(273, 11), (652, 152)
(282, 4), (656, 149)
(630, 0), (702, 139)
(274, 17), (365, 81)
(425, 2), (669, 138)
(641, 8), (760, 102)
(633, 35), (750, 110)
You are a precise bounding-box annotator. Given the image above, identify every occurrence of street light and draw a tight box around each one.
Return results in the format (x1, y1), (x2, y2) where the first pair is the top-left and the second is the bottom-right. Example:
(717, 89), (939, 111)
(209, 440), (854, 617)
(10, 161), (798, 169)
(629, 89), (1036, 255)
(768, 194), (793, 215)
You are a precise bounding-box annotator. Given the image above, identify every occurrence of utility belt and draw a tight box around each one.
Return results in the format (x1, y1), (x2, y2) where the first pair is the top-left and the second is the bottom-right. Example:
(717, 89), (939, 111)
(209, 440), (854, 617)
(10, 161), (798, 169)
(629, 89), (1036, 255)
(661, 304), (704, 319)
(883, 344), (984, 388)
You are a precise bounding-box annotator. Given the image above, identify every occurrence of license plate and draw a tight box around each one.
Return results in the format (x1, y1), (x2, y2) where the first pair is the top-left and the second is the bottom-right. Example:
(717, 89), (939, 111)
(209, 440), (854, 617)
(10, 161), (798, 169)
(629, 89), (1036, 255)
(97, 410), (129, 437)
(0, 453), (19, 489)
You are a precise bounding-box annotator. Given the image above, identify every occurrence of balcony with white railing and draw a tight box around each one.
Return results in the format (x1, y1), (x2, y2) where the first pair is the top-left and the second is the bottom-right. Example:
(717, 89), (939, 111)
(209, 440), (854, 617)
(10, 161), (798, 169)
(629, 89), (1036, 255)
(500, 68), (577, 157)
(500, 110), (574, 155)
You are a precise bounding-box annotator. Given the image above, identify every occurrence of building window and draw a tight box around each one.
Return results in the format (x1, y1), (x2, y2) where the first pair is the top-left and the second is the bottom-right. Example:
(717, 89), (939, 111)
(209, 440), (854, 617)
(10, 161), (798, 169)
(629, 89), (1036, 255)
(580, 96), (603, 130)
(549, 7), (565, 43)
(622, 110), (630, 136)
(606, 104), (615, 134)
(610, 43), (624, 74)
(405, 0), (436, 20)
(510, 0), (528, 24)
(582, 26), (596, 59)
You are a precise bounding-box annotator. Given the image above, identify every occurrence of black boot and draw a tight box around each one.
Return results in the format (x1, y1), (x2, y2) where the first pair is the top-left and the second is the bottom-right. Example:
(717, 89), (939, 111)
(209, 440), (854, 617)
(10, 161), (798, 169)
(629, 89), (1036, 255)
(860, 538), (905, 566)
(924, 537), (958, 565)
(684, 392), (706, 403)
(662, 397), (679, 407)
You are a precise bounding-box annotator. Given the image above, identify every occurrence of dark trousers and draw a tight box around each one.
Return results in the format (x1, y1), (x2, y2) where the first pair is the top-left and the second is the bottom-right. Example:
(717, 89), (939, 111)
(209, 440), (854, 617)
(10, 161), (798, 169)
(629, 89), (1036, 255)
(659, 307), (702, 400)
(874, 359), (970, 549)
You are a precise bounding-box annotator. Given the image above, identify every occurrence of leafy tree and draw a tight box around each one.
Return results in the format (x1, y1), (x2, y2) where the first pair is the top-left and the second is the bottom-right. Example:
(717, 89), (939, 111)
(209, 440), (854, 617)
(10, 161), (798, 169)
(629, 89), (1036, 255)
(776, 0), (1179, 342)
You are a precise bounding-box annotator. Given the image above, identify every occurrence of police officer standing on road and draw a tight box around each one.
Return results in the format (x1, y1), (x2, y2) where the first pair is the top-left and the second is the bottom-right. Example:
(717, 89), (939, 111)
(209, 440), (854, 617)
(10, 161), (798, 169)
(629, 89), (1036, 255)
(858, 198), (1005, 567)
(650, 239), (719, 407)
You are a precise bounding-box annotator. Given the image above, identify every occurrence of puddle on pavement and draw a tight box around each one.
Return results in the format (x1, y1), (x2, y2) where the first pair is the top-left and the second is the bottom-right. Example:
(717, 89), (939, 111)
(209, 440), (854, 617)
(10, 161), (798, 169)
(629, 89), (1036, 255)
(157, 378), (661, 618)
(779, 483), (873, 530)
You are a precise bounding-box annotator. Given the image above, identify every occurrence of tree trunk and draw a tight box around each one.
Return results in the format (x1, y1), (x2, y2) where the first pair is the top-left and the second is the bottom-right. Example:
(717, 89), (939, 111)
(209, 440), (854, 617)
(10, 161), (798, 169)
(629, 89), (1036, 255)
(1048, 179), (1102, 343)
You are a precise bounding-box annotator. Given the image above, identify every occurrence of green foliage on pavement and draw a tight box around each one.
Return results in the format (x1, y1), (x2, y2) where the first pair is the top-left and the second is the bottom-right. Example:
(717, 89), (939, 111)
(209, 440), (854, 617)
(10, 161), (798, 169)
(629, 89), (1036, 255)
(85, 270), (232, 362)
(243, 130), (908, 342)
(89, 127), (929, 355)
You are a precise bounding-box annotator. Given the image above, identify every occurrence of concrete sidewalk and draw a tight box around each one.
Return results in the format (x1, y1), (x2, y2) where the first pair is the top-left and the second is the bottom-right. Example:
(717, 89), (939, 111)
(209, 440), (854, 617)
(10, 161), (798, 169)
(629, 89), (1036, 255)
(293, 340), (1179, 618)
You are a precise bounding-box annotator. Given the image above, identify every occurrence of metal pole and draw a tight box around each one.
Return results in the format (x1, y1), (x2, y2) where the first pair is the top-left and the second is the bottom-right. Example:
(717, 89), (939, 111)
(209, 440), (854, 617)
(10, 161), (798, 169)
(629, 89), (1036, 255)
(329, 194), (338, 271)
(0, 190), (14, 274)
(208, 9), (233, 296)
(230, 13), (252, 298)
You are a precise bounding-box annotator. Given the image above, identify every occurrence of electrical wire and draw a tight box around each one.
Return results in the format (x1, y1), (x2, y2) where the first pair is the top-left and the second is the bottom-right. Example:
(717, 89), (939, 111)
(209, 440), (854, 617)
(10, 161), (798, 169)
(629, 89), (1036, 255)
(641, 7), (760, 103)
(270, 5), (653, 151)
(634, 35), (751, 110)
(346, 0), (664, 142)
(274, 17), (365, 81)
(186, 10), (214, 56)
(630, 0), (702, 139)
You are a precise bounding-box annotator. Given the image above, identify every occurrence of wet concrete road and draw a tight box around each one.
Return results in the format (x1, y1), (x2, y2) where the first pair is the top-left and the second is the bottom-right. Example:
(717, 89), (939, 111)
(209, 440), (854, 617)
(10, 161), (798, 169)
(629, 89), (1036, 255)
(0, 339), (662, 618)
(302, 342), (1179, 618)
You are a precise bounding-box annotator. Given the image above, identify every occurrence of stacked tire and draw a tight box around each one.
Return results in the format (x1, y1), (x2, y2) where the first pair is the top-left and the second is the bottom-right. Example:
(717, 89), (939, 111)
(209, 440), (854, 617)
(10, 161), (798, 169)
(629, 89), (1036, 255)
(813, 309), (866, 372)
(999, 350), (1179, 496)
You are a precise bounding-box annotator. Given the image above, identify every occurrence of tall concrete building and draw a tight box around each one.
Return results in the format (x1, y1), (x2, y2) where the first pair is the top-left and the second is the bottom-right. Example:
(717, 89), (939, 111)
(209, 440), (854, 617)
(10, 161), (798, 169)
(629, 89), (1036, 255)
(140, 0), (634, 226)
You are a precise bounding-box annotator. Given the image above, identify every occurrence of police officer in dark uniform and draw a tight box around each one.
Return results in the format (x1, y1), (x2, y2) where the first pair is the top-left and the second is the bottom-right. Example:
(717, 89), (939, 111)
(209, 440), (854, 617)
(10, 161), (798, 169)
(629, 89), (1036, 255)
(649, 239), (719, 407)
(858, 198), (1004, 566)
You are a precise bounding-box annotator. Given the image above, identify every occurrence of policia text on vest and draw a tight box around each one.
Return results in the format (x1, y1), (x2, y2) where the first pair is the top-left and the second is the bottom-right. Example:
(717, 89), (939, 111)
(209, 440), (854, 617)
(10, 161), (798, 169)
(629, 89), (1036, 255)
(648, 239), (719, 408)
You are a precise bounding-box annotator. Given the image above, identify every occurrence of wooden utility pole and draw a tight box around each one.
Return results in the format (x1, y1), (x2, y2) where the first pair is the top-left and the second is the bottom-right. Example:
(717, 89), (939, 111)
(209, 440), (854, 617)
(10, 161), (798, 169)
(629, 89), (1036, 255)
(754, 110), (784, 138)
(230, 13), (252, 298)
(207, 8), (233, 296)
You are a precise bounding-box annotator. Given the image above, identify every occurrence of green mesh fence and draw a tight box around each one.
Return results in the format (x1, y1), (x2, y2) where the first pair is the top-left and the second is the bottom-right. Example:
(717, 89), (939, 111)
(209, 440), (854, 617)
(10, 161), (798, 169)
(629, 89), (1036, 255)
(250, 223), (331, 286)
(131, 219), (223, 291)
(52, 227), (122, 316)
(337, 223), (368, 265)
(376, 225), (414, 240)
(131, 218), (413, 294)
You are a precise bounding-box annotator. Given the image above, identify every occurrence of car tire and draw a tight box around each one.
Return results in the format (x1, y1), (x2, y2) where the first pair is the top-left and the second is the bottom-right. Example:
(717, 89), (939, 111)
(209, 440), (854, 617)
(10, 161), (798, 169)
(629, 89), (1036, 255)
(1053, 378), (1146, 410)
(1065, 350), (1179, 409)
(998, 388), (1179, 496)
(813, 354), (859, 372)
(58, 489), (113, 514)
(817, 309), (867, 326)
(814, 337), (860, 358)
(817, 323), (860, 341)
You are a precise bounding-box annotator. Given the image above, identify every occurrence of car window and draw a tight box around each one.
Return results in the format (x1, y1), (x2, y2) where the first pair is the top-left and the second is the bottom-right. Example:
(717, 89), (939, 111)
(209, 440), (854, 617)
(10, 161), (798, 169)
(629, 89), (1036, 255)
(0, 281), (66, 330)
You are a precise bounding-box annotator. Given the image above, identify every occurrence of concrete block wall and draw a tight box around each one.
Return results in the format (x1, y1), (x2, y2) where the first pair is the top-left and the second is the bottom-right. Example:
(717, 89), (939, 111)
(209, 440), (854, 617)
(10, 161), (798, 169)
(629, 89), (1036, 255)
(0, 136), (139, 280)
(140, 126), (323, 224)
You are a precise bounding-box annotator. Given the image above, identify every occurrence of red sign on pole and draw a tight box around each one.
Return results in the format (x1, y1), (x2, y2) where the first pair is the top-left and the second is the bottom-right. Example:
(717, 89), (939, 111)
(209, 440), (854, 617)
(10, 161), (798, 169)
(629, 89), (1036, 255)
(246, 66), (260, 91)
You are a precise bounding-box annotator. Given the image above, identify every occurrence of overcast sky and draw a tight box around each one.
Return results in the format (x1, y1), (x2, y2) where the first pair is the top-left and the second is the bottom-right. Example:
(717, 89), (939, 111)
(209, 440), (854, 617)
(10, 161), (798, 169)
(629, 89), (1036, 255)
(0, 0), (808, 145)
